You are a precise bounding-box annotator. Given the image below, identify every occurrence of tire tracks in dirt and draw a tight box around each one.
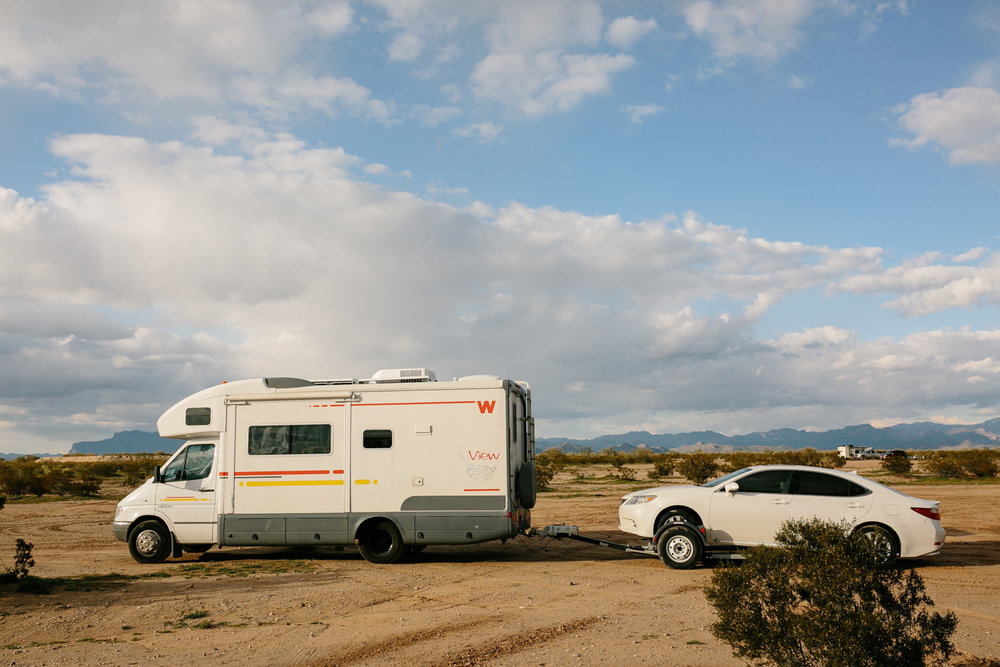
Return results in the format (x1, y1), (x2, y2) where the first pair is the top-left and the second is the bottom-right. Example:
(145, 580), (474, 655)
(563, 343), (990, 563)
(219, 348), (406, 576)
(306, 614), (505, 665)
(439, 616), (601, 666)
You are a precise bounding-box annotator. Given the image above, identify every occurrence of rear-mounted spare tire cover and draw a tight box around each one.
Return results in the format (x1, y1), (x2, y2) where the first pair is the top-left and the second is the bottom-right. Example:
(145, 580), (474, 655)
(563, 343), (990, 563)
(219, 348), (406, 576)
(516, 460), (537, 509)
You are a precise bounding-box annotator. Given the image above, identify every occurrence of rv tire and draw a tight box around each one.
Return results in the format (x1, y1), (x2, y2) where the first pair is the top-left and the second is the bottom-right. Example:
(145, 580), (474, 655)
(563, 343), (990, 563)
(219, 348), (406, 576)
(128, 520), (171, 564)
(516, 461), (537, 509)
(358, 520), (405, 564)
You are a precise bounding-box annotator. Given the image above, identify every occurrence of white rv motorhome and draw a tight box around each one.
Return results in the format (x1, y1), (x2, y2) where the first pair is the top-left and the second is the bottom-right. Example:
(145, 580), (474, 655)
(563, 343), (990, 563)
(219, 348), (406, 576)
(113, 369), (535, 565)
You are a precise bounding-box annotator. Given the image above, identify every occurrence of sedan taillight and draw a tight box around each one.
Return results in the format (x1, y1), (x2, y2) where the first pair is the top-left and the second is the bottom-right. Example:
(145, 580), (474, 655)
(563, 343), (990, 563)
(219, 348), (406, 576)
(911, 507), (941, 521)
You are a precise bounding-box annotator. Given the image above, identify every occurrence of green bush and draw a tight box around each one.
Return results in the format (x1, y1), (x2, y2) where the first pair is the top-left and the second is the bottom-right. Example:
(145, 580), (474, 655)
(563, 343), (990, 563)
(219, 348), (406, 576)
(607, 451), (637, 481)
(647, 455), (676, 480)
(676, 452), (719, 484)
(922, 449), (1000, 479)
(882, 455), (913, 476)
(535, 449), (569, 490)
(116, 456), (166, 486)
(705, 519), (958, 667)
(0, 457), (106, 497)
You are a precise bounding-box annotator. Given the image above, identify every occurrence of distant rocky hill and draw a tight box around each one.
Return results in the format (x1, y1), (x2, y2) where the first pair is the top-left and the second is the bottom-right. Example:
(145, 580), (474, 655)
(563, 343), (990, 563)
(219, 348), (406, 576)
(537, 418), (1000, 454)
(68, 430), (177, 455)
(5, 418), (999, 459)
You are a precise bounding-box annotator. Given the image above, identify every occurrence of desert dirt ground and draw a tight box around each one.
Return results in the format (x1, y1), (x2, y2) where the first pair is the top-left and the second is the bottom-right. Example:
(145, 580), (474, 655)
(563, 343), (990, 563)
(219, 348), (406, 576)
(1, 461), (998, 666)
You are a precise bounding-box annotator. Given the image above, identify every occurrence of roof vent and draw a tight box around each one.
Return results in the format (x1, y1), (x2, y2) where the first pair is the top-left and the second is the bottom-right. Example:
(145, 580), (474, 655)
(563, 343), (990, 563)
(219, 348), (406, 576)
(264, 377), (315, 389)
(370, 368), (437, 383)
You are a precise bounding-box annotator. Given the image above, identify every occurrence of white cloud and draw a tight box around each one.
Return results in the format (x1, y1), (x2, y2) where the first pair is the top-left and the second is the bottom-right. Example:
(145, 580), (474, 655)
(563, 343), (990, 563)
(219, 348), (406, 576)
(621, 103), (665, 124)
(486, 1), (604, 53)
(413, 105), (463, 127)
(453, 121), (503, 144)
(3, 125), (1000, 451)
(787, 74), (810, 89)
(605, 16), (659, 49)
(0, 2), (398, 123)
(472, 51), (635, 115)
(388, 32), (425, 62)
(890, 87), (1000, 165)
(682, 0), (814, 64)
(833, 250), (1000, 316)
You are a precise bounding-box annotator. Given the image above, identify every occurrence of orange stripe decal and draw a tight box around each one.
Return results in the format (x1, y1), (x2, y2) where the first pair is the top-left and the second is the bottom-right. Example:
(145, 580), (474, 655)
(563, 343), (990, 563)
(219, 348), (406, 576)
(234, 470), (331, 476)
(464, 488), (501, 492)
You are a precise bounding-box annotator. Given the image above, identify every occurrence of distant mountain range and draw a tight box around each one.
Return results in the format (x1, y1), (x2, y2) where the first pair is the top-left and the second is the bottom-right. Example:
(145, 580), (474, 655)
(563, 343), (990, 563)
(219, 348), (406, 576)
(537, 419), (1000, 454)
(67, 430), (177, 455)
(2, 419), (999, 460)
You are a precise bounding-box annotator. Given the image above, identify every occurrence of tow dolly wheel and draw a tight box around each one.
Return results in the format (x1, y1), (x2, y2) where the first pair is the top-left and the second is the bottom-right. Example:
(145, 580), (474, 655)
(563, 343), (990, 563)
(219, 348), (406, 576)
(656, 524), (702, 569)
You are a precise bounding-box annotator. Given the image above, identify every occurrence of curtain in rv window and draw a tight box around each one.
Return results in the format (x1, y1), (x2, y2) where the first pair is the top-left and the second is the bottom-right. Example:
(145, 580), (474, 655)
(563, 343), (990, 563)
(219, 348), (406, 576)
(248, 425), (331, 455)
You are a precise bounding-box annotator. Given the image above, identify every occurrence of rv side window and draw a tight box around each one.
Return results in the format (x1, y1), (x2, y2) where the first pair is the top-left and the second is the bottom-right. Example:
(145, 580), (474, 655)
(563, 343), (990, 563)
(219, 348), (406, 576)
(363, 429), (392, 449)
(186, 407), (211, 426)
(249, 425), (332, 455)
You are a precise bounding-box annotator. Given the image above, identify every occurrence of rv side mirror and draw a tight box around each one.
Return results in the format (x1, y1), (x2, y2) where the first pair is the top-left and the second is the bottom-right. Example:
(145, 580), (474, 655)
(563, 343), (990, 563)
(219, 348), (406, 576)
(153, 466), (162, 484)
(725, 482), (739, 495)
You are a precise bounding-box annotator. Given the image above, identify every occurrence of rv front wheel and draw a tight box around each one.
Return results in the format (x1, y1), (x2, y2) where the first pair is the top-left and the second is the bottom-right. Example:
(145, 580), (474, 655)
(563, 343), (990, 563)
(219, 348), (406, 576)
(358, 520), (405, 564)
(128, 520), (171, 564)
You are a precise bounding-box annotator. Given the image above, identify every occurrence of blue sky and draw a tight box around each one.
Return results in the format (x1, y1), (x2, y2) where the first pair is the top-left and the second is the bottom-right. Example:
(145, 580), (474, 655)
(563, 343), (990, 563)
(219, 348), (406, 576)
(2, 0), (1000, 454)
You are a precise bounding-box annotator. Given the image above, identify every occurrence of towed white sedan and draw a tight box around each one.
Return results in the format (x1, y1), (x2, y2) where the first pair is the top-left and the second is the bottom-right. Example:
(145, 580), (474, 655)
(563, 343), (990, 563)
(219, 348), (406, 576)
(619, 465), (944, 567)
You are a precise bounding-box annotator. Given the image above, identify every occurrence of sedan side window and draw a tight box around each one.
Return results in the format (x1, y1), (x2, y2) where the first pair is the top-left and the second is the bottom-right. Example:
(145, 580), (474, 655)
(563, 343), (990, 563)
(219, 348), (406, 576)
(733, 470), (791, 494)
(792, 470), (869, 497)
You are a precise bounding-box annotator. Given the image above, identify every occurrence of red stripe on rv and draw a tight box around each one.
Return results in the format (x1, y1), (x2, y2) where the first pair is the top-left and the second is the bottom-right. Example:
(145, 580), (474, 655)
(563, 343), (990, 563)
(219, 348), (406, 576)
(234, 470), (331, 476)
(355, 400), (478, 407)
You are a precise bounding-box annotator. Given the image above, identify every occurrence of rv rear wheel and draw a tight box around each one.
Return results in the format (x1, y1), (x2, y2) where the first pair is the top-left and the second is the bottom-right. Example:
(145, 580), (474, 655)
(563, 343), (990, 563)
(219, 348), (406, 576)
(358, 520), (405, 564)
(128, 520), (171, 564)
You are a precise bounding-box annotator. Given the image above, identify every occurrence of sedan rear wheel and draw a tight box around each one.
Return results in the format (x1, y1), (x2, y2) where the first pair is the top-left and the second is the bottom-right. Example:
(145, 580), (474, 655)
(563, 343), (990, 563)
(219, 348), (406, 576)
(856, 524), (900, 564)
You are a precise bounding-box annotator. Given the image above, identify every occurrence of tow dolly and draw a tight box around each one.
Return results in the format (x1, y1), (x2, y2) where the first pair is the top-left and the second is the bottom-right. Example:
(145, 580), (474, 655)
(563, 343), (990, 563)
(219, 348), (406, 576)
(531, 521), (745, 569)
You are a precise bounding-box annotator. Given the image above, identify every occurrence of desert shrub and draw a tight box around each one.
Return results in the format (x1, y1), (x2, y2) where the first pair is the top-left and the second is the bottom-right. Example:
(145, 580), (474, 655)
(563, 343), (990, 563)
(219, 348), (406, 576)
(0, 457), (48, 496)
(676, 452), (719, 484)
(116, 456), (166, 486)
(720, 451), (765, 472)
(705, 519), (958, 667)
(535, 449), (570, 490)
(607, 452), (637, 481)
(535, 463), (556, 490)
(9, 539), (34, 580)
(0, 457), (106, 497)
(823, 451), (847, 468)
(647, 455), (676, 480)
(882, 455), (913, 476)
(922, 449), (1000, 480)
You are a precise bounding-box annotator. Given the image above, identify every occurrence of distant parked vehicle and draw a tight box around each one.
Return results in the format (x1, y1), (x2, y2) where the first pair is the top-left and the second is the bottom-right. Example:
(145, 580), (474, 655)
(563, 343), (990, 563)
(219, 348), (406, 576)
(880, 449), (907, 460)
(619, 464), (944, 568)
(837, 445), (878, 460)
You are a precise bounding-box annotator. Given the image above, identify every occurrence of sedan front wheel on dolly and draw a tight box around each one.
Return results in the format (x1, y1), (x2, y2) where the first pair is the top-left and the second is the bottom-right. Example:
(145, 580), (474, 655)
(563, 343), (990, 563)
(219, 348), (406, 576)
(656, 524), (703, 569)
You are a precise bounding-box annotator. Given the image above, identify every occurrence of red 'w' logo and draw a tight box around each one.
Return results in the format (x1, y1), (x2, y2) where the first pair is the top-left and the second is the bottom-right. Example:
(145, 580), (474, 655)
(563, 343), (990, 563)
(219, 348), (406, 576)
(477, 400), (496, 414)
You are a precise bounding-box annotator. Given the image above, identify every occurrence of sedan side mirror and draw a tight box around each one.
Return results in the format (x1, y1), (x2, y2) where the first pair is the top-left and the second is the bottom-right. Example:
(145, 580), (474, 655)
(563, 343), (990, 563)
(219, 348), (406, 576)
(725, 482), (739, 494)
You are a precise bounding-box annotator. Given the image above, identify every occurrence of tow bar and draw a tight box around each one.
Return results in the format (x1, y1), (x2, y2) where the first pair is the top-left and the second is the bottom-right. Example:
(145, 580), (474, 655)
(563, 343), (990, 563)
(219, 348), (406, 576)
(535, 524), (658, 557)
(533, 523), (745, 569)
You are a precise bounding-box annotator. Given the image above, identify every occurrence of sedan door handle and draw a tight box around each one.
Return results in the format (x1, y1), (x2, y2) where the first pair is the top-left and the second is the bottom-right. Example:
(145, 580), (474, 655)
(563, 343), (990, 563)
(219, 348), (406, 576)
(844, 502), (866, 508)
(771, 498), (790, 505)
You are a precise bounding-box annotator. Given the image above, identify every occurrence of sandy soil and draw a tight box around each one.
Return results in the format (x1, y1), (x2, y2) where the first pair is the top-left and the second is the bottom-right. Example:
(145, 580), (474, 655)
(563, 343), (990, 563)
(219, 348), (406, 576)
(1, 461), (998, 666)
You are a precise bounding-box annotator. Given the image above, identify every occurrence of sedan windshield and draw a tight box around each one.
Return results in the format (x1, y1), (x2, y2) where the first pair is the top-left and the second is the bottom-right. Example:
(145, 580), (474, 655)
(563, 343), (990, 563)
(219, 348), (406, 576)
(701, 467), (751, 488)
